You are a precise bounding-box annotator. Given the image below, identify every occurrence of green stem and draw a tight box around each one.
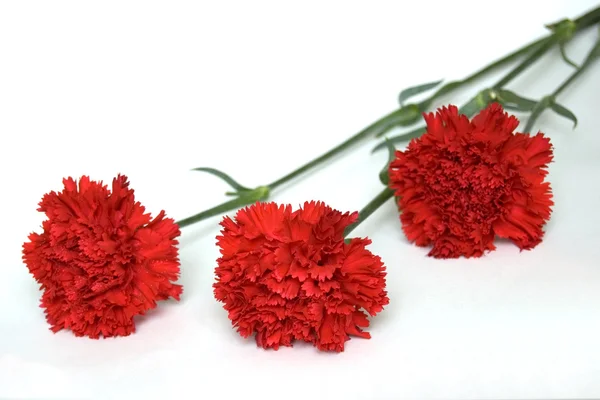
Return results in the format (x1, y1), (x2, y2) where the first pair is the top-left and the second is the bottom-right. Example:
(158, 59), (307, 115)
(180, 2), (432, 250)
(267, 108), (414, 190)
(176, 108), (411, 227)
(573, 5), (600, 28)
(344, 187), (395, 237)
(553, 68), (583, 97)
(176, 196), (254, 228)
(522, 30), (600, 134)
(417, 37), (547, 110)
(553, 39), (600, 96)
(492, 5), (600, 89)
(492, 37), (556, 88)
(177, 5), (600, 229)
(423, 5), (600, 107)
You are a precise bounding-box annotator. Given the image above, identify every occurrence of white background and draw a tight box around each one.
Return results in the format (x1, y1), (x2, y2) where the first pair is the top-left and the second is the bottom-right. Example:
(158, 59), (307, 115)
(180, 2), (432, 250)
(1, 1), (600, 399)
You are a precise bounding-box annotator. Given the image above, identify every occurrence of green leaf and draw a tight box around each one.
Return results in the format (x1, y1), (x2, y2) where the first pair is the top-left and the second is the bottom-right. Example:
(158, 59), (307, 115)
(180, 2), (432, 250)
(176, 186), (270, 228)
(374, 104), (422, 138)
(398, 79), (443, 106)
(551, 102), (578, 127)
(372, 125), (426, 153)
(457, 94), (485, 117)
(496, 89), (538, 112)
(373, 91), (498, 153)
(523, 96), (553, 133)
(378, 139), (397, 185)
(559, 43), (579, 68)
(422, 81), (463, 106)
(191, 167), (251, 193)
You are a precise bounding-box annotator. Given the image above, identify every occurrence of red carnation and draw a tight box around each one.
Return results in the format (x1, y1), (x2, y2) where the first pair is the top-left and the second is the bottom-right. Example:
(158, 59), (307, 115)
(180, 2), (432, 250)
(389, 103), (553, 258)
(22, 175), (182, 338)
(213, 201), (389, 352)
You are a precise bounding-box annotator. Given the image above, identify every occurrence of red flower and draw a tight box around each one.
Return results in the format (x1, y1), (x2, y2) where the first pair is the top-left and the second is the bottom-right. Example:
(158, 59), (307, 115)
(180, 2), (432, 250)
(22, 175), (182, 338)
(389, 103), (553, 258)
(213, 201), (389, 352)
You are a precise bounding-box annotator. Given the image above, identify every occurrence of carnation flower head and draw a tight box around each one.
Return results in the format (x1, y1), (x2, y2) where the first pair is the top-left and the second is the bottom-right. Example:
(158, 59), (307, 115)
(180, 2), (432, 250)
(213, 201), (389, 352)
(22, 175), (182, 338)
(389, 103), (553, 258)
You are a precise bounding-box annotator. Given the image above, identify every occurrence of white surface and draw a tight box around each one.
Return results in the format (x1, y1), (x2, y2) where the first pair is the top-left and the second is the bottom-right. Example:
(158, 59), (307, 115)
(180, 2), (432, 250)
(1, 1), (600, 399)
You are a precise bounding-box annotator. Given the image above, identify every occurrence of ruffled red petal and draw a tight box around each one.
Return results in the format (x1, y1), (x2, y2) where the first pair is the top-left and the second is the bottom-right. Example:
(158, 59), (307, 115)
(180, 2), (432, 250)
(214, 201), (389, 352)
(389, 103), (553, 258)
(22, 175), (182, 338)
